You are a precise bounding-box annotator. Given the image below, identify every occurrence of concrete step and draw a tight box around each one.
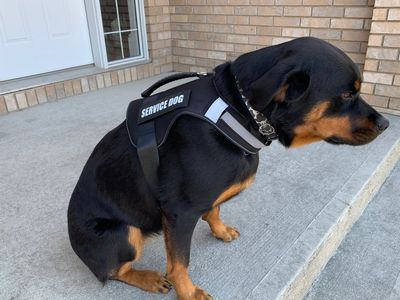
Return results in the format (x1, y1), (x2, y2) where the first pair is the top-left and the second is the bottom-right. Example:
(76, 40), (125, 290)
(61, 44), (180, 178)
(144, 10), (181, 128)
(245, 117), (400, 300)
(0, 75), (399, 300)
(304, 162), (400, 300)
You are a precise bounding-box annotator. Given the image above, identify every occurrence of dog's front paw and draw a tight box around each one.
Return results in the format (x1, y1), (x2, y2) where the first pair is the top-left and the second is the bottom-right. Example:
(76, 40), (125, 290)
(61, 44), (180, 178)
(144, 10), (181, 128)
(212, 225), (240, 242)
(191, 287), (213, 300)
(177, 286), (212, 300)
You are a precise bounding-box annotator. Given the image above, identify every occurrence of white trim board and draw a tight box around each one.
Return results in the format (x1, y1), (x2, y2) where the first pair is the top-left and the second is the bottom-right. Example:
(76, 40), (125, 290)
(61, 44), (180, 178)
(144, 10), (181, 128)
(84, 0), (149, 69)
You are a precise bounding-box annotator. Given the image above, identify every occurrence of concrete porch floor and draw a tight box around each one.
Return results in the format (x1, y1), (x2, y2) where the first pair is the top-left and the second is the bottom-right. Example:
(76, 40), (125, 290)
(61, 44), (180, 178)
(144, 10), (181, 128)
(305, 161), (400, 300)
(0, 75), (399, 300)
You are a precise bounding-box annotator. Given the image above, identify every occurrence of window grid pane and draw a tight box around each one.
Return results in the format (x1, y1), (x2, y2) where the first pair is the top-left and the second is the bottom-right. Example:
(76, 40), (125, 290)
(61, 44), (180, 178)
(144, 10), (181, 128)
(118, 0), (138, 31)
(100, 0), (118, 34)
(100, 0), (141, 62)
(122, 31), (141, 58)
(105, 33), (123, 61)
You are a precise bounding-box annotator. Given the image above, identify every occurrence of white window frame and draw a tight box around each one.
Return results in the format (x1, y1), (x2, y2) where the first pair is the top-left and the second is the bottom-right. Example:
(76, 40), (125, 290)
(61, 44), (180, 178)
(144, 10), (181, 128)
(84, 0), (149, 69)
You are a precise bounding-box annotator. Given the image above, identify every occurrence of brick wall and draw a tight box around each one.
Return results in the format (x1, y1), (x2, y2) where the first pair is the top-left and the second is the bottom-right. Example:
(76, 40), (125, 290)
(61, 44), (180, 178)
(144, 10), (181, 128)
(2, 0), (400, 115)
(170, 0), (375, 73)
(361, 0), (400, 114)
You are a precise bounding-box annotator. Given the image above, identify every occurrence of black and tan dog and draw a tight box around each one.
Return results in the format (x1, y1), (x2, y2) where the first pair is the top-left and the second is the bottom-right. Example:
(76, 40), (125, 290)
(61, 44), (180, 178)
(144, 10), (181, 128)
(68, 37), (389, 300)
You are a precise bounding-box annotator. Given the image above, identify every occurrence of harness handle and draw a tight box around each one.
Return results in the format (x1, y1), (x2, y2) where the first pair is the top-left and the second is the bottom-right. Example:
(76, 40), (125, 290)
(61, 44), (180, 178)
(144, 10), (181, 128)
(141, 72), (210, 98)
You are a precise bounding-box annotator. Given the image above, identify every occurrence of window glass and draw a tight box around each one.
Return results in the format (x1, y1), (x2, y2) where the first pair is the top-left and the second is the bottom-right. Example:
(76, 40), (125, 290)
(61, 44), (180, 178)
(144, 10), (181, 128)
(100, 0), (118, 33)
(118, 0), (138, 31)
(122, 31), (140, 58)
(105, 33), (123, 61)
(100, 0), (141, 62)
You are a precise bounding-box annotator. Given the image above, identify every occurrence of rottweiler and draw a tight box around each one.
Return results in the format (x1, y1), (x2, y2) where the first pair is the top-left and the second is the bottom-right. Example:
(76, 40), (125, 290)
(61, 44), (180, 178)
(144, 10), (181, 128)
(68, 37), (389, 300)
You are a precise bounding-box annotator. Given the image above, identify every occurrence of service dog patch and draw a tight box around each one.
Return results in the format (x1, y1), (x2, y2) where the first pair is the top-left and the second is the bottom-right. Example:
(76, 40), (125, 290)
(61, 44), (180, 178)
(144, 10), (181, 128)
(137, 90), (191, 124)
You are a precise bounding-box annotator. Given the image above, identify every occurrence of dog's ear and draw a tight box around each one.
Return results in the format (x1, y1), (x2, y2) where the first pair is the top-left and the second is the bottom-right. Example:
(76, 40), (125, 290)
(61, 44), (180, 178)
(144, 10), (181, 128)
(249, 63), (310, 111)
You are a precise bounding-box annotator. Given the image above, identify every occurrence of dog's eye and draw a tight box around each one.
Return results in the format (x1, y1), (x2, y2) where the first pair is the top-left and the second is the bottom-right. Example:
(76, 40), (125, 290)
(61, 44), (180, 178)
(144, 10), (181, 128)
(342, 92), (353, 100)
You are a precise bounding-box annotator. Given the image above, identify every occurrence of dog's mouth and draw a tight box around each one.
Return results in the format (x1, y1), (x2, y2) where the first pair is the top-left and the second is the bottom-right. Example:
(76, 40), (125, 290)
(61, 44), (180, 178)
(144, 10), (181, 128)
(325, 136), (347, 145)
(326, 128), (380, 146)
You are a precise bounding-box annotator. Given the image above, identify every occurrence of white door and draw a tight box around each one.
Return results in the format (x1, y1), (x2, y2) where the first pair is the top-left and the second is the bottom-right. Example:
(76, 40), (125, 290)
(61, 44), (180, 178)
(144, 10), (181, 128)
(0, 0), (93, 81)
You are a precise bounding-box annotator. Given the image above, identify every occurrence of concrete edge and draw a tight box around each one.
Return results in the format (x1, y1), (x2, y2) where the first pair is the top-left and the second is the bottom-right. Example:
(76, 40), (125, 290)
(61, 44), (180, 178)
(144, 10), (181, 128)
(281, 139), (400, 300)
(388, 271), (400, 300)
(246, 133), (400, 300)
(375, 107), (400, 117)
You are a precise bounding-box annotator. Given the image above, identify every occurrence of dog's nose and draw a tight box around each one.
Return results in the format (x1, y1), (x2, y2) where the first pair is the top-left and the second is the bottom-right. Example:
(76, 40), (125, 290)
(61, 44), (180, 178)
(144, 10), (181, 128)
(376, 116), (389, 132)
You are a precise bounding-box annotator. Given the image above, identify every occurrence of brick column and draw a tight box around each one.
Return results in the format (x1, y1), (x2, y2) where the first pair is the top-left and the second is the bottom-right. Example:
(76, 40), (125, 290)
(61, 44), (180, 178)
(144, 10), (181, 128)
(144, 0), (173, 75)
(362, 0), (400, 115)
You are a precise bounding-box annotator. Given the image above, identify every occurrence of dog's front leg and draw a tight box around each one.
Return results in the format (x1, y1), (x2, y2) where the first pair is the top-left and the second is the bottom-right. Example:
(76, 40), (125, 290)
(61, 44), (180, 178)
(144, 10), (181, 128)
(202, 206), (239, 242)
(162, 212), (212, 300)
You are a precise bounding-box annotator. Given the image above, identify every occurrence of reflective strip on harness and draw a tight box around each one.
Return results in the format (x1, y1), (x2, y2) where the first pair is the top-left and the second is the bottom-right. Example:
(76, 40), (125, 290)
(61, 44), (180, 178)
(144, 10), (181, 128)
(205, 97), (229, 123)
(220, 112), (265, 150)
(205, 98), (265, 150)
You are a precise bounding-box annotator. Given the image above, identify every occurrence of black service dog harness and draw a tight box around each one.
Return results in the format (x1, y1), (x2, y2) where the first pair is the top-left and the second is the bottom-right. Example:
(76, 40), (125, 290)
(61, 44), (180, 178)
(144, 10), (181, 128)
(126, 73), (274, 195)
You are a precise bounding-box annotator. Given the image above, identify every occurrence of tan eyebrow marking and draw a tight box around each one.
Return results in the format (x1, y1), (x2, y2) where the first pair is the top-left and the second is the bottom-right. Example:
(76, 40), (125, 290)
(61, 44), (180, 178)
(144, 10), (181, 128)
(354, 79), (361, 92)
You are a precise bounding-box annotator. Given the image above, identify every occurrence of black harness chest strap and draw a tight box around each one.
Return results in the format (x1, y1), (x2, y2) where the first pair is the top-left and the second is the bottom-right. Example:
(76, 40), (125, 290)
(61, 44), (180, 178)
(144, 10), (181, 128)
(135, 121), (159, 196)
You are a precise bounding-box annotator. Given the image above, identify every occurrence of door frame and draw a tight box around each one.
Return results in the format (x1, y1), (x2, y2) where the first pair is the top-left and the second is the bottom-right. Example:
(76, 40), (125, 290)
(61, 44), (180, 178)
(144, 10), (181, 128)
(84, 0), (149, 69)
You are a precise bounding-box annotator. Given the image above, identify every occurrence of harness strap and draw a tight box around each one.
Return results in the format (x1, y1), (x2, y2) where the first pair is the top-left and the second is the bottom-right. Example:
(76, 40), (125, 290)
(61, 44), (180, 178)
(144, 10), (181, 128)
(205, 97), (265, 151)
(136, 121), (159, 196)
(141, 72), (209, 98)
(220, 113), (265, 149)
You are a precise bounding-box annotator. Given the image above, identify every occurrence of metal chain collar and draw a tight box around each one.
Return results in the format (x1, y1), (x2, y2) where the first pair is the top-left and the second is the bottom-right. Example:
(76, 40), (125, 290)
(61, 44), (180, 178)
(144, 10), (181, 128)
(234, 77), (278, 142)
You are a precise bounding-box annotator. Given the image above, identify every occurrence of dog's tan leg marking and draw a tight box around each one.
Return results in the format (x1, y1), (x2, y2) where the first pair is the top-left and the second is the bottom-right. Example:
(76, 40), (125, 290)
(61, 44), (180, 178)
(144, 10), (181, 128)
(167, 261), (212, 300)
(163, 221), (212, 300)
(128, 226), (144, 262)
(202, 206), (239, 242)
(202, 176), (254, 242)
(113, 226), (172, 294)
(212, 176), (255, 208)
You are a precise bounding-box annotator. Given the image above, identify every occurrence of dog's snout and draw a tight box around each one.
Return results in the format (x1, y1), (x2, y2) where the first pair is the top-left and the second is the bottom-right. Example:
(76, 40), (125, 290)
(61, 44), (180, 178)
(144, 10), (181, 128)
(376, 116), (389, 133)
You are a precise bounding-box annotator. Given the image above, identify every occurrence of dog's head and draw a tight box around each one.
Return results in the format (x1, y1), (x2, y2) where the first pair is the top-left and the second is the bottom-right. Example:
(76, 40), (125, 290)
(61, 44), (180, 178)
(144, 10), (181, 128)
(232, 37), (389, 148)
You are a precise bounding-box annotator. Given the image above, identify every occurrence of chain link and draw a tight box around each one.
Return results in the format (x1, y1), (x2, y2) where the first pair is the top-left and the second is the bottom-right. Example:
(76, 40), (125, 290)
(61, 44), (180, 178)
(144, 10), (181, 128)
(234, 77), (278, 142)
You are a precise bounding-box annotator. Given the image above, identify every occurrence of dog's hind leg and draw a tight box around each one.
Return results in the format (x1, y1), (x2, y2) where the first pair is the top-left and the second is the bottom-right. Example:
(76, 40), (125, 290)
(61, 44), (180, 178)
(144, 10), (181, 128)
(111, 226), (172, 294)
(202, 206), (239, 242)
